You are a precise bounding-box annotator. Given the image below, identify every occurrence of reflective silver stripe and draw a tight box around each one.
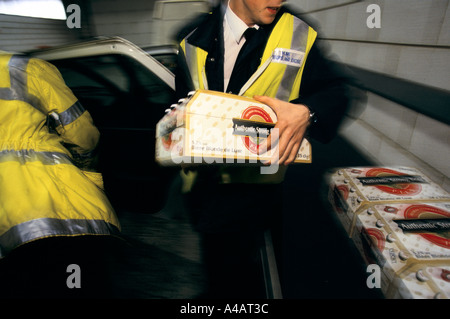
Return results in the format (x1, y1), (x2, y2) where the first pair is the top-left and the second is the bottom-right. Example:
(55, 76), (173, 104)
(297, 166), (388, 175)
(59, 100), (86, 126)
(275, 17), (310, 101)
(8, 55), (29, 93)
(0, 55), (44, 112)
(0, 149), (73, 165)
(184, 42), (200, 89)
(239, 57), (272, 96)
(0, 218), (120, 258)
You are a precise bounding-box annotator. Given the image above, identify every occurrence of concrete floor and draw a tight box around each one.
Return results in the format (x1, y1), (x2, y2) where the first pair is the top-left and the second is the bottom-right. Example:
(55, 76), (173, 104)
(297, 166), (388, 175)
(105, 136), (384, 299)
(109, 208), (207, 299)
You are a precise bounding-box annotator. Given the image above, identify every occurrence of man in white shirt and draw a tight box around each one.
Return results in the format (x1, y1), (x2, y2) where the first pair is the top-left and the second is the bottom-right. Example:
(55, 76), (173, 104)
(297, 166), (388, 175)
(174, 0), (352, 298)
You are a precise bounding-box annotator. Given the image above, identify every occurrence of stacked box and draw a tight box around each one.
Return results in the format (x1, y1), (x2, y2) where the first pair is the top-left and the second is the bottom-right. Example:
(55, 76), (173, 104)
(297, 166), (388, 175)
(155, 90), (311, 166)
(351, 202), (450, 298)
(327, 167), (450, 299)
(387, 265), (450, 299)
(328, 169), (357, 234)
(327, 167), (450, 235)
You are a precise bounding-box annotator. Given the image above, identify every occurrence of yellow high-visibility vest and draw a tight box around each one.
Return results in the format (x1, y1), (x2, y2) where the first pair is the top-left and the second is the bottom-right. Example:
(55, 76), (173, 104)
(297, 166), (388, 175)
(180, 12), (317, 101)
(179, 13), (317, 185)
(0, 54), (120, 258)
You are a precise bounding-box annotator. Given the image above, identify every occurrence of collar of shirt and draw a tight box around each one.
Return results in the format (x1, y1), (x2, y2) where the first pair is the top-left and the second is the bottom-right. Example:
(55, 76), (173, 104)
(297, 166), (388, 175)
(224, 2), (259, 45)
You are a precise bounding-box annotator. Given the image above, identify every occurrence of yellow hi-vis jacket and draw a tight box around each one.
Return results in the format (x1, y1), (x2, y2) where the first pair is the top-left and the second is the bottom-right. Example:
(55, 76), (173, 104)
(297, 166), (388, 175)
(180, 12), (317, 100)
(179, 12), (317, 184)
(0, 54), (120, 259)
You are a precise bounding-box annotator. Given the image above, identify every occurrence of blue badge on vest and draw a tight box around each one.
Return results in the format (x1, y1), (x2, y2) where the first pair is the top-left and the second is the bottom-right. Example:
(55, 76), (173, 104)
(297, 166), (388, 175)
(272, 48), (304, 67)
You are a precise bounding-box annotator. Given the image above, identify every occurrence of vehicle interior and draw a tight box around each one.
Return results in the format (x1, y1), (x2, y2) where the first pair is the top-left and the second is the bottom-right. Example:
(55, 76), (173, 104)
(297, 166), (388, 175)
(51, 53), (179, 213)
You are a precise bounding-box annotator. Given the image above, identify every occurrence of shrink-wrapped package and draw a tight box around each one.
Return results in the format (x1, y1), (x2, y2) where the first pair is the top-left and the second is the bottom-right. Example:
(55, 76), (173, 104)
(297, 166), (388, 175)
(327, 167), (450, 235)
(327, 167), (450, 298)
(156, 90), (311, 166)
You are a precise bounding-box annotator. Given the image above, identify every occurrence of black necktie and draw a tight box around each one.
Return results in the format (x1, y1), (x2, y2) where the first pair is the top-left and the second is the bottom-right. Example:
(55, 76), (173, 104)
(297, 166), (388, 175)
(238, 27), (259, 60)
(227, 27), (262, 93)
(243, 27), (258, 41)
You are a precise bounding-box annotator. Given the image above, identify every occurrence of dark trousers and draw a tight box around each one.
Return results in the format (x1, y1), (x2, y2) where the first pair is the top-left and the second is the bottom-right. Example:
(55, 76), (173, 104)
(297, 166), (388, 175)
(186, 179), (283, 298)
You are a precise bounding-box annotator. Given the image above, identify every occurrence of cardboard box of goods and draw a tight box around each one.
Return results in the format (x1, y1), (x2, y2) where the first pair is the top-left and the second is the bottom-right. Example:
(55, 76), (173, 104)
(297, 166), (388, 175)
(387, 265), (450, 299)
(326, 167), (450, 236)
(351, 202), (450, 298)
(155, 90), (312, 166)
(327, 170), (355, 234)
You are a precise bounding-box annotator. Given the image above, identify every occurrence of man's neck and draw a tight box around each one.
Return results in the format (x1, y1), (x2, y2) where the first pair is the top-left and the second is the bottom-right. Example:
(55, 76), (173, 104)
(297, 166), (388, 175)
(228, 0), (258, 27)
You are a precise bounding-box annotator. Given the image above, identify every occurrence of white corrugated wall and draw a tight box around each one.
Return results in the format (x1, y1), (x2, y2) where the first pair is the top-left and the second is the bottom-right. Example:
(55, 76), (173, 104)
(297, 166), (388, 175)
(0, 13), (82, 52)
(290, 0), (450, 191)
(89, 0), (210, 47)
(0, 0), (212, 53)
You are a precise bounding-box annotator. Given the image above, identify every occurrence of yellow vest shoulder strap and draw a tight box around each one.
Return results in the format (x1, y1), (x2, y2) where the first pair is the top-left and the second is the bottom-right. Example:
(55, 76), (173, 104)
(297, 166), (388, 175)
(241, 13), (317, 100)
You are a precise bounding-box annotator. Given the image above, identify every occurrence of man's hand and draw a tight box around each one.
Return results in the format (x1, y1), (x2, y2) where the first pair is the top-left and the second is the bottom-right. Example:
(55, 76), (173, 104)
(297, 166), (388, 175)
(253, 95), (311, 166)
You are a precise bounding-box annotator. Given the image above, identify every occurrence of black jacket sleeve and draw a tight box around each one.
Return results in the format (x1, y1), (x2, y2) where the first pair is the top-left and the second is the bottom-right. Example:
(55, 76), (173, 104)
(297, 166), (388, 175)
(291, 40), (357, 144)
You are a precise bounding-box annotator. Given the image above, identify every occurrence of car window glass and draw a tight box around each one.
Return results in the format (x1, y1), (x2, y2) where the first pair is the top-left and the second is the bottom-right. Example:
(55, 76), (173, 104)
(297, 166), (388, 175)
(127, 57), (174, 106)
(51, 54), (175, 129)
(91, 55), (129, 91)
(52, 56), (124, 127)
(152, 53), (177, 73)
